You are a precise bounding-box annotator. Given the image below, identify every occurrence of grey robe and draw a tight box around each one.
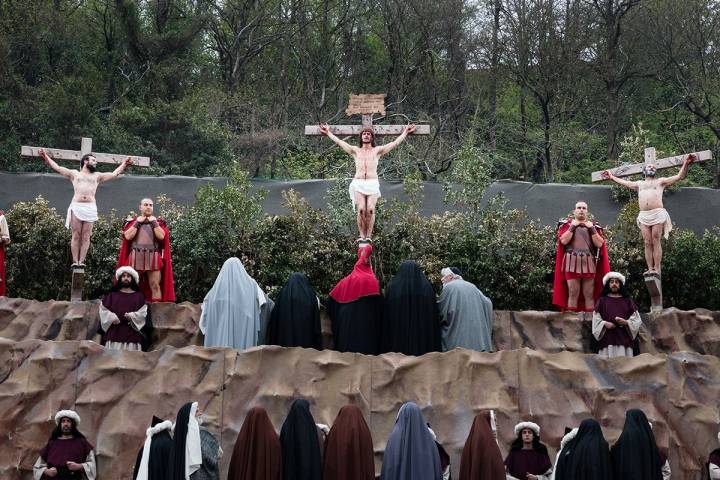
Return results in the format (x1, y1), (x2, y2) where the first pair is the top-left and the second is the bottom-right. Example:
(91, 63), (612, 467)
(199, 257), (273, 350)
(190, 427), (220, 480)
(437, 278), (493, 352)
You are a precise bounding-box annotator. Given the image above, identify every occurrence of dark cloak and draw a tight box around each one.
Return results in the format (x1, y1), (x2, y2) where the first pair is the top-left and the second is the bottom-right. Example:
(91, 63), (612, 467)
(610, 409), (662, 480)
(168, 403), (193, 480)
(323, 405), (375, 480)
(381, 261), (441, 356)
(279, 399), (323, 480)
(228, 406), (282, 480)
(458, 412), (505, 480)
(380, 402), (442, 480)
(133, 416), (173, 480)
(266, 273), (322, 349)
(327, 295), (383, 355)
(554, 418), (612, 480)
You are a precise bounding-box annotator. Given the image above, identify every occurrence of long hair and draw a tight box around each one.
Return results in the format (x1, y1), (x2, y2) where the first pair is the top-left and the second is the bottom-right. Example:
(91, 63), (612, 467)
(111, 276), (140, 293)
(509, 431), (549, 455)
(600, 280), (629, 298)
(358, 129), (376, 147)
(50, 419), (85, 439)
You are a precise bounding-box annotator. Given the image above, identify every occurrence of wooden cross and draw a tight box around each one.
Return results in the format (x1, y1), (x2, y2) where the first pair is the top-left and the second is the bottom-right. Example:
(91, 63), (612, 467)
(21, 137), (150, 167)
(591, 147), (711, 182)
(304, 93), (431, 137)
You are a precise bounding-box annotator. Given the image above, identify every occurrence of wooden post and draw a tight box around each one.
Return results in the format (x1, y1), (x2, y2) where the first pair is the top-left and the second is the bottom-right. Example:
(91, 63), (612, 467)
(71, 267), (85, 302)
(591, 148), (711, 182)
(644, 273), (662, 313)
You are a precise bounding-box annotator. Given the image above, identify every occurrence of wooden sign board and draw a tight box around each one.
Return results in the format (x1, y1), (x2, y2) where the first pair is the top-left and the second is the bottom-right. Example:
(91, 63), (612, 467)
(345, 94), (386, 116)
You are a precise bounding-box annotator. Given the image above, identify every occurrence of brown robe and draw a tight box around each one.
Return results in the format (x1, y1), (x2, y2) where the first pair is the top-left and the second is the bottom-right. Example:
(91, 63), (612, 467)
(227, 407), (282, 480)
(323, 405), (375, 480)
(459, 411), (506, 480)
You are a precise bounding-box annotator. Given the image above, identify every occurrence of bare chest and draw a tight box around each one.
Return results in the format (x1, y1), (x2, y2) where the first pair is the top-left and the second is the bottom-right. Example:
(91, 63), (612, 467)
(72, 174), (100, 191)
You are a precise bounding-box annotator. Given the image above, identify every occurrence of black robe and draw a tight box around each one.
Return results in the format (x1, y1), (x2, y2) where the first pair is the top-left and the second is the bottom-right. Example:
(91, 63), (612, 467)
(381, 260), (441, 355)
(327, 295), (383, 355)
(279, 399), (323, 480)
(611, 409), (662, 480)
(266, 272), (322, 349)
(554, 418), (612, 480)
(168, 403), (193, 480)
(133, 416), (173, 480)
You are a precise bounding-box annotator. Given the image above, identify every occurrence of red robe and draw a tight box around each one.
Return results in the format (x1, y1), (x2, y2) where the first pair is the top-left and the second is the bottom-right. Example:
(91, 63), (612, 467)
(552, 218), (610, 312)
(116, 217), (175, 302)
(0, 211), (5, 297)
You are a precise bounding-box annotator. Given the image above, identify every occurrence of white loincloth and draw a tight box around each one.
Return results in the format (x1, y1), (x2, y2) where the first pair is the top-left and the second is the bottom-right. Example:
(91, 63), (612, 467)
(636, 208), (672, 239)
(65, 202), (98, 228)
(348, 179), (381, 211)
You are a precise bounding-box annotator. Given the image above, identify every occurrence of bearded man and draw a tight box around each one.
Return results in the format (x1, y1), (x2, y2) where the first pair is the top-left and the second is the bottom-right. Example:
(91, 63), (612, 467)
(592, 272), (642, 358)
(552, 201), (610, 312)
(39, 148), (131, 267)
(319, 123), (416, 242)
(99, 266), (151, 351)
(33, 410), (97, 479)
(602, 154), (695, 275)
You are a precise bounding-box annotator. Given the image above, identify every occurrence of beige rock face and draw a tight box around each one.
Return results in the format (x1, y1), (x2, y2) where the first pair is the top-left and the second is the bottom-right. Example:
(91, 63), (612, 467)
(0, 298), (719, 479)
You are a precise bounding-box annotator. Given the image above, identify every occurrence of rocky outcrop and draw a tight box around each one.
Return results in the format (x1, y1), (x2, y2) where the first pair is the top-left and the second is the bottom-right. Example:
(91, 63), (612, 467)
(1, 297), (719, 479)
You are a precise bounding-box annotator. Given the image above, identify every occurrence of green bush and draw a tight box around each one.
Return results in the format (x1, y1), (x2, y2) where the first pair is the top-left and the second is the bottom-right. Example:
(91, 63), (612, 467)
(4, 175), (720, 311)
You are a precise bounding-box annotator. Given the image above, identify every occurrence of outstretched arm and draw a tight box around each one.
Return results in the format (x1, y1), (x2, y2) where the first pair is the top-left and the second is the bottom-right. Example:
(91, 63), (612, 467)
(38, 148), (75, 180)
(661, 154), (695, 187)
(319, 124), (357, 156)
(99, 157), (132, 183)
(376, 124), (416, 156)
(601, 170), (638, 190)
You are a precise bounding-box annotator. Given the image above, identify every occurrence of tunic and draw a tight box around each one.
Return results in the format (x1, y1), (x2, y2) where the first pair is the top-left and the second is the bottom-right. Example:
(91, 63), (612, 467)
(130, 222), (162, 272)
(592, 296), (642, 358)
(100, 290), (147, 350)
(34, 437), (96, 480)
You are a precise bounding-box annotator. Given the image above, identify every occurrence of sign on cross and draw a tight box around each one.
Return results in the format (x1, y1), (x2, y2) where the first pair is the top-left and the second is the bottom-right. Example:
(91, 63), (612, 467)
(591, 147), (711, 182)
(21, 137), (150, 167)
(304, 93), (431, 137)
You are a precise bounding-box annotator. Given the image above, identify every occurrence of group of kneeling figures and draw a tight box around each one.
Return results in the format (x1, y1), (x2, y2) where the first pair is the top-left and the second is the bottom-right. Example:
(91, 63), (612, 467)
(36, 402), (720, 479)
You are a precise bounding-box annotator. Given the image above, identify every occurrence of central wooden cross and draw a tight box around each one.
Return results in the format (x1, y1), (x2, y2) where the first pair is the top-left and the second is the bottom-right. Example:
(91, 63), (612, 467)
(304, 93), (431, 137)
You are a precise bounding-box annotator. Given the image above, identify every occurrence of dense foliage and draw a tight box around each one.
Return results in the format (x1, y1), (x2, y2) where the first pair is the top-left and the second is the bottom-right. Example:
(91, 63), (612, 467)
(1, 0), (719, 184)
(4, 171), (719, 310)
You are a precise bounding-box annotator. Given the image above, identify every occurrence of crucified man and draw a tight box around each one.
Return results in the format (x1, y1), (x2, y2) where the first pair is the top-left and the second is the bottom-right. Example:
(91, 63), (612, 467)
(319, 123), (416, 241)
(602, 153), (695, 276)
(39, 148), (132, 267)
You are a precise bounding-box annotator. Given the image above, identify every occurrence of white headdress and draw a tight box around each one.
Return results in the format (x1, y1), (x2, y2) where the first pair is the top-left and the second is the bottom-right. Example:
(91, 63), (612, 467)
(514, 421), (540, 436)
(54, 410), (81, 426)
(116, 266), (140, 284)
(602, 271), (626, 286)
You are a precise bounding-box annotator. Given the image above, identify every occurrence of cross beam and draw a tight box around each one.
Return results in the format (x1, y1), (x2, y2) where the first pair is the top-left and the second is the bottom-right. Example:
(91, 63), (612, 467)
(21, 137), (150, 167)
(591, 147), (711, 182)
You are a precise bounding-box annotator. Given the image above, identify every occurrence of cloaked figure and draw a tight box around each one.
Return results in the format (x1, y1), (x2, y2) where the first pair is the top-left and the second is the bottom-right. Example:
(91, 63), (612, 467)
(327, 244), (383, 354)
(382, 260), (441, 356)
(459, 410), (505, 480)
(610, 409), (664, 480)
(279, 399), (324, 480)
(381, 402), (442, 480)
(265, 272), (322, 349)
(553, 418), (612, 480)
(132, 415), (173, 480)
(323, 405), (375, 480)
(227, 407), (282, 480)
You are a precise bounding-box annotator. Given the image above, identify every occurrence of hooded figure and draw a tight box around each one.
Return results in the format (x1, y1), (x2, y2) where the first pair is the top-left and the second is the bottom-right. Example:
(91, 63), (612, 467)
(437, 267), (494, 352)
(610, 409), (662, 480)
(168, 402), (203, 480)
(327, 244), (383, 354)
(199, 258), (274, 350)
(380, 402), (442, 480)
(323, 405), (375, 480)
(33, 410), (97, 480)
(228, 407), (282, 480)
(265, 273), (322, 349)
(279, 399), (323, 480)
(382, 261), (441, 355)
(553, 418), (612, 480)
(505, 421), (553, 480)
(458, 411), (505, 480)
(133, 416), (174, 480)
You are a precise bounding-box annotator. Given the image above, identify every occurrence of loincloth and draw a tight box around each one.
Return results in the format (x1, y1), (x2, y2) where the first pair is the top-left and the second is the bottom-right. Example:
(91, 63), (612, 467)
(348, 179), (381, 211)
(637, 208), (672, 239)
(65, 202), (98, 228)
